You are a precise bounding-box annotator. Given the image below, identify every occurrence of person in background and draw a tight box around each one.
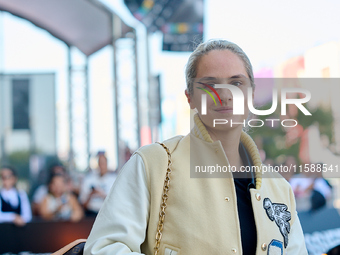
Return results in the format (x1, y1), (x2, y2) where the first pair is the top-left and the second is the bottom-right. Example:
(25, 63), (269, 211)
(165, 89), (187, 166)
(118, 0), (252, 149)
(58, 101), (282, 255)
(32, 163), (74, 216)
(39, 173), (83, 222)
(310, 163), (332, 211)
(0, 165), (32, 226)
(80, 153), (117, 217)
(290, 162), (332, 211)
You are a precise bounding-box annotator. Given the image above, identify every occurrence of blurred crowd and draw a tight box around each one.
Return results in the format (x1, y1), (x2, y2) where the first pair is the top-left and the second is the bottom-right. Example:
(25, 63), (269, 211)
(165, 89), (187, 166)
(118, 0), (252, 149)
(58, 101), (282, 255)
(264, 156), (333, 212)
(0, 151), (336, 227)
(0, 152), (118, 226)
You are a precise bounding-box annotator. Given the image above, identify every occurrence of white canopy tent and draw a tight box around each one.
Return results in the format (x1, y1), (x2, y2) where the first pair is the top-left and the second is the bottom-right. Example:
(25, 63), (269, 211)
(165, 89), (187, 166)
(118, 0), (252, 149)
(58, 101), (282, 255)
(0, 0), (137, 170)
(0, 0), (131, 56)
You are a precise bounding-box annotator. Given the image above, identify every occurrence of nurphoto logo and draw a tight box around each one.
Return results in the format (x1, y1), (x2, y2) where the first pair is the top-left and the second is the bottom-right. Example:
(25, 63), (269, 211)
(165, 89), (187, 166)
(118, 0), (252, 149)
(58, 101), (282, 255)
(198, 83), (312, 128)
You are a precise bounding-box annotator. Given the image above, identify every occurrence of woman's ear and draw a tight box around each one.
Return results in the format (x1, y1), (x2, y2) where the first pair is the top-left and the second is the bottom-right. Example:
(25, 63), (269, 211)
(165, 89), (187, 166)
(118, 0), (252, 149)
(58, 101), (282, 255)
(185, 89), (191, 103)
(185, 89), (197, 110)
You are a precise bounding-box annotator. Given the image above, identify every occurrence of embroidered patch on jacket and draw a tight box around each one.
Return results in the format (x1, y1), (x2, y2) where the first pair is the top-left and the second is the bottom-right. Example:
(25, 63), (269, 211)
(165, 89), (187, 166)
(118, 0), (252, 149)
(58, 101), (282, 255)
(268, 239), (283, 255)
(263, 198), (291, 248)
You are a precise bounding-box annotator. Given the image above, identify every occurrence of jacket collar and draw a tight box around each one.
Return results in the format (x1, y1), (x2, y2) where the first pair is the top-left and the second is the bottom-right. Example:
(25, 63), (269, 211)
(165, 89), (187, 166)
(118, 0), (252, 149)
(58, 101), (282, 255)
(191, 114), (263, 189)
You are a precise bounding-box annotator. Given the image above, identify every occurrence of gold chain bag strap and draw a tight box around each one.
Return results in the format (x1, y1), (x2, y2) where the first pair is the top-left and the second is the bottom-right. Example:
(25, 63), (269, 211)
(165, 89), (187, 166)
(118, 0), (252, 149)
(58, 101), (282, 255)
(154, 142), (172, 255)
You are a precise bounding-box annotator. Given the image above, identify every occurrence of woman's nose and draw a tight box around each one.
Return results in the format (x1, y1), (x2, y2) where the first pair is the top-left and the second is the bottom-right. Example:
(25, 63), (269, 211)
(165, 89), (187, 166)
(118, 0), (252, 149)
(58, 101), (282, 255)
(218, 88), (233, 103)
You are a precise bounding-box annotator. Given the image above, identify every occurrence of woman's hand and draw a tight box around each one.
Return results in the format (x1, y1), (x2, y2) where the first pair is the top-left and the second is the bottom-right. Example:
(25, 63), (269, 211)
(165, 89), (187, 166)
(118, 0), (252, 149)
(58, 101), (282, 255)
(69, 194), (84, 222)
(54, 203), (64, 215)
(92, 188), (106, 199)
(13, 214), (26, 226)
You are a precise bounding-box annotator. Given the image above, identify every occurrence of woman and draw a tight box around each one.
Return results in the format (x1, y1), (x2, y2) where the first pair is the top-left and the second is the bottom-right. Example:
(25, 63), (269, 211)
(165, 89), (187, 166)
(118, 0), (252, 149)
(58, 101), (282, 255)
(84, 39), (307, 254)
(0, 166), (32, 226)
(39, 173), (83, 222)
(32, 163), (74, 216)
(79, 153), (117, 217)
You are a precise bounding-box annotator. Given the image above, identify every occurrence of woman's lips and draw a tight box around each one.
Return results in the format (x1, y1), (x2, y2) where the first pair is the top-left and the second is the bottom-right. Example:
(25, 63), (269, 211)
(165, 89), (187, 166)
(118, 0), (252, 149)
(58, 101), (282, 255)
(214, 107), (233, 113)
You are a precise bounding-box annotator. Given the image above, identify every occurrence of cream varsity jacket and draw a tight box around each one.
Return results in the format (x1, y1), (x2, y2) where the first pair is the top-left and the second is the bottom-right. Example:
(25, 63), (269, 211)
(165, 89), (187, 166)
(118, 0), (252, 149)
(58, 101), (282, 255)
(85, 116), (307, 255)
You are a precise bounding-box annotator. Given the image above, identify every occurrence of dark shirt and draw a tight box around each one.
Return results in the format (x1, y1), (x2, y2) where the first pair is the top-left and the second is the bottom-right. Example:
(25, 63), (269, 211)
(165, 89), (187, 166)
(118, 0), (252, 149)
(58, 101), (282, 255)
(0, 192), (21, 214)
(232, 142), (257, 255)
